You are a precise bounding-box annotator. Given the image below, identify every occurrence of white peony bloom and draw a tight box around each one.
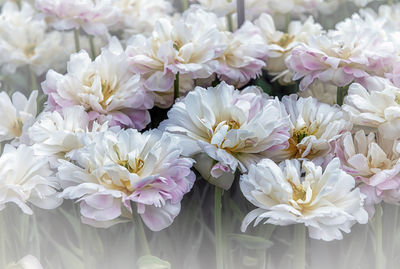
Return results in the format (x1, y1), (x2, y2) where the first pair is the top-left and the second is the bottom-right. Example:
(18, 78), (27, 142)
(160, 82), (291, 178)
(240, 158), (368, 241)
(28, 105), (109, 160)
(126, 7), (227, 104)
(270, 95), (352, 163)
(0, 90), (37, 144)
(215, 21), (267, 87)
(0, 144), (62, 214)
(343, 82), (400, 140)
(0, 2), (71, 75)
(35, 0), (121, 36)
(114, 0), (173, 36)
(42, 37), (153, 130)
(6, 255), (43, 269)
(255, 14), (322, 84)
(335, 130), (400, 215)
(57, 129), (195, 231)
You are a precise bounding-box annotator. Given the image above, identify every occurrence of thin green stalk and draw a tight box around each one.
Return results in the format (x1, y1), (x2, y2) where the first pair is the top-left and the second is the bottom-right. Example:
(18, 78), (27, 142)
(131, 202), (151, 256)
(375, 205), (385, 269)
(174, 73), (180, 100)
(181, 0), (188, 11)
(336, 85), (349, 106)
(29, 65), (38, 91)
(89, 36), (96, 60)
(214, 186), (224, 269)
(388, 0), (393, 6)
(293, 224), (306, 269)
(74, 28), (81, 52)
(226, 14), (234, 32)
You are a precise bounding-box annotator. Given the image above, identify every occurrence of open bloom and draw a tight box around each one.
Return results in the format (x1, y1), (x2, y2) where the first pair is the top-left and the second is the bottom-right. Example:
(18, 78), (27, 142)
(0, 144), (62, 214)
(35, 0), (121, 36)
(0, 2), (71, 75)
(42, 38), (153, 130)
(240, 158), (368, 241)
(343, 82), (400, 140)
(335, 130), (400, 215)
(160, 82), (290, 178)
(270, 94), (352, 163)
(0, 90), (37, 144)
(126, 7), (227, 104)
(286, 24), (397, 90)
(57, 129), (195, 231)
(28, 106), (109, 161)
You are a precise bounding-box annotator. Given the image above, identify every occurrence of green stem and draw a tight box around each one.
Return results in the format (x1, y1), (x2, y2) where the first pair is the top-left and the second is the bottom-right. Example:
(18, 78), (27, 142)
(227, 14), (234, 32)
(174, 73), (180, 100)
(89, 36), (96, 60)
(214, 186), (224, 269)
(285, 14), (291, 32)
(29, 65), (38, 91)
(131, 202), (151, 256)
(293, 224), (306, 269)
(336, 85), (349, 106)
(375, 204), (385, 269)
(388, 0), (393, 6)
(74, 28), (81, 52)
(181, 0), (188, 11)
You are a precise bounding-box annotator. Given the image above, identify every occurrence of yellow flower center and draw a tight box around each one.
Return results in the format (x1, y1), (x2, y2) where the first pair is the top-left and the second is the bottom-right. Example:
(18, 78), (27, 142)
(288, 180), (306, 201)
(100, 80), (117, 109)
(274, 34), (295, 49)
(23, 44), (36, 58)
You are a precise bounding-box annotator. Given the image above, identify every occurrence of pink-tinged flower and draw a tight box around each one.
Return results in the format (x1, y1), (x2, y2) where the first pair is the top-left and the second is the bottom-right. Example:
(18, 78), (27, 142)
(126, 7), (227, 107)
(215, 21), (267, 87)
(160, 82), (291, 184)
(269, 94), (352, 163)
(35, 0), (121, 36)
(42, 38), (153, 130)
(57, 129), (195, 231)
(335, 130), (400, 216)
(286, 26), (397, 90)
(240, 158), (368, 241)
(0, 144), (62, 215)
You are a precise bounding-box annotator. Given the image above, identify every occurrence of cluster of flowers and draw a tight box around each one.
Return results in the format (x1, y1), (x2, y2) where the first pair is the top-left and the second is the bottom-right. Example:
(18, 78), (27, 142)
(1, 0), (400, 243)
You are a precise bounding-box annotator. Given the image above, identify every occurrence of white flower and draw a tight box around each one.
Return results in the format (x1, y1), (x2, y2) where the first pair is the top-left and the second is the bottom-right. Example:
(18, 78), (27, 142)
(240, 158), (368, 241)
(126, 7), (227, 100)
(6, 255), (43, 269)
(343, 82), (400, 140)
(114, 0), (173, 36)
(43, 37), (153, 130)
(0, 144), (62, 214)
(255, 14), (322, 84)
(160, 82), (291, 177)
(0, 90), (37, 144)
(28, 106), (109, 160)
(35, 0), (121, 36)
(299, 81), (337, 105)
(270, 95), (352, 163)
(0, 2), (71, 75)
(57, 129), (195, 231)
(215, 21), (267, 87)
(194, 0), (236, 17)
(335, 130), (400, 215)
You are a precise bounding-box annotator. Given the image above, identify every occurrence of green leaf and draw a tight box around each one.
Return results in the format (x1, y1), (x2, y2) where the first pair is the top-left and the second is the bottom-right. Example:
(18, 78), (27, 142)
(137, 255), (171, 269)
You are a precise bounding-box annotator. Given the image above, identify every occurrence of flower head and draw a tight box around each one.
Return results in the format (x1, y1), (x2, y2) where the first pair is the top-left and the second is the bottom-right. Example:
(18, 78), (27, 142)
(240, 158), (368, 241)
(0, 144), (62, 214)
(42, 38), (153, 129)
(57, 129), (195, 231)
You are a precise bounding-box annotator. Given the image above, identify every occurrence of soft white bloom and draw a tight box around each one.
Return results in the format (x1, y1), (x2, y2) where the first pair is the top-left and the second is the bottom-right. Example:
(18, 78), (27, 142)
(240, 158), (368, 241)
(57, 129), (195, 231)
(270, 95), (352, 163)
(194, 0), (236, 17)
(126, 7), (227, 105)
(0, 144), (62, 214)
(0, 2), (71, 75)
(43, 38), (153, 130)
(6, 255), (43, 269)
(160, 82), (291, 179)
(335, 130), (400, 215)
(343, 82), (400, 140)
(35, 0), (121, 36)
(114, 0), (173, 36)
(299, 81), (337, 105)
(28, 106), (109, 160)
(0, 90), (37, 144)
(255, 14), (322, 84)
(215, 21), (267, 87)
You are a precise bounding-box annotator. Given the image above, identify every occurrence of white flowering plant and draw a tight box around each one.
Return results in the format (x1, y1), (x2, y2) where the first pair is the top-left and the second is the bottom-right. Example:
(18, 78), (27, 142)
(1, 0), (400, 269)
